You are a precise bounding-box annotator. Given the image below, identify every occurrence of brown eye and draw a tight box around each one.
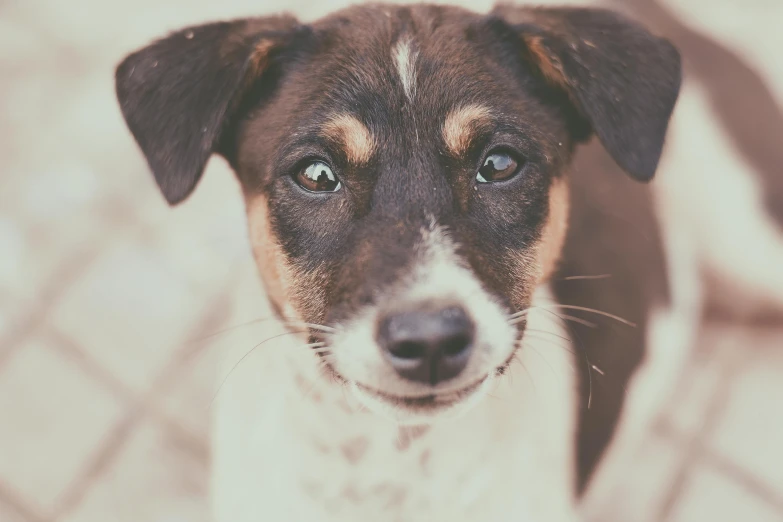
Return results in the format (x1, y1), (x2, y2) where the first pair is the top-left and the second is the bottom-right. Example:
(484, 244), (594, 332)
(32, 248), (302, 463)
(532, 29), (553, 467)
(477, 152), (521, 183)
(295, 161), (341, 192)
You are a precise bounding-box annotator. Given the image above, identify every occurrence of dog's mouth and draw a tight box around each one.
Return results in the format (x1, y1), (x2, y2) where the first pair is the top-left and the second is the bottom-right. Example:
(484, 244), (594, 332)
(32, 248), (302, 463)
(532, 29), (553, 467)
(354, 376), (489, 411)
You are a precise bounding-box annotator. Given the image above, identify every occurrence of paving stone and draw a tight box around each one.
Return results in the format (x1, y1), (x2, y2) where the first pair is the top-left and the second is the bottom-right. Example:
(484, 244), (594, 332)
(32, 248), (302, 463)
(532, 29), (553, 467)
(589, 436), (684, 522)
(0, 335), (123, 513)
(669, 465), (783, 522)
(710, 332), (783, 493)
(50, 236), (212, 394)
(0, 500), (30, 522)
(61, 421), (209, 522)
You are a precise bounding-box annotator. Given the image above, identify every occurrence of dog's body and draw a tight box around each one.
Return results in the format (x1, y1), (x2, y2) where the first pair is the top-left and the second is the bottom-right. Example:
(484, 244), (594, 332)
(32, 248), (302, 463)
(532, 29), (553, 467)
(114, 3), (781, 521)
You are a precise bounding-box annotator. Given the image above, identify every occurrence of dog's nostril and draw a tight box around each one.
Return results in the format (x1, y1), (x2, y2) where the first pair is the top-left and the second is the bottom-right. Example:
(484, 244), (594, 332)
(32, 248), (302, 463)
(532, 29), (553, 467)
(442, 334), (471, 357)
(377, 304), (475, 385)
(389, 341), (426, 360)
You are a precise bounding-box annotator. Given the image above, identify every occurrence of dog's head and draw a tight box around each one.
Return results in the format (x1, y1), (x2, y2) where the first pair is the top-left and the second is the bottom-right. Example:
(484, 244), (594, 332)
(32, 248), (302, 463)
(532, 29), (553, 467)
(116, 4), (680, 422)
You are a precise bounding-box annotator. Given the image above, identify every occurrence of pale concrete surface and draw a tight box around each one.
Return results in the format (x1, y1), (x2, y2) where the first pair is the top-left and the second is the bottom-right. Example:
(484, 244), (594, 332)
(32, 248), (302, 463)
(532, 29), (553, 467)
(0, 1), (781, 521)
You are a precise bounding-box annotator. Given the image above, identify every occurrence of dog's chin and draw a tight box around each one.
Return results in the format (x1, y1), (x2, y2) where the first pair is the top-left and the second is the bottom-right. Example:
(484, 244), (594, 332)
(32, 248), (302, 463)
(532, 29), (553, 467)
(348, 376), (494, 425)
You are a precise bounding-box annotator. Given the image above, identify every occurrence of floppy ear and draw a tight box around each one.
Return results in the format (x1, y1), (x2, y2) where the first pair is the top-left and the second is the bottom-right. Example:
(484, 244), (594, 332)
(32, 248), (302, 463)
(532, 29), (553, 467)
(492, 5), (682, 181)
(115, 15), (301, 204)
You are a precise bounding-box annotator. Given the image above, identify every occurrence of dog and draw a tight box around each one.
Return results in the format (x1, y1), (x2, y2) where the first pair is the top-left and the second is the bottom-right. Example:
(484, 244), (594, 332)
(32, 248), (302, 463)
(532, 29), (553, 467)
(114, 3), (728, 521)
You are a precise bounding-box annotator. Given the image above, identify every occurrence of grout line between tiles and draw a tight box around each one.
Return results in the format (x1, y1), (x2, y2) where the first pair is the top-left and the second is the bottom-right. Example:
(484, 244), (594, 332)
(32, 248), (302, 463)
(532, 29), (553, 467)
(52, 402), (145, 518)
(655, 420), (783, 515)
(702, 447), (783, 515)
(0, 480), (47, 522)
(0, 243), (104, 371)
(0, 195), (157, 374)
(42, 288), (237, 520)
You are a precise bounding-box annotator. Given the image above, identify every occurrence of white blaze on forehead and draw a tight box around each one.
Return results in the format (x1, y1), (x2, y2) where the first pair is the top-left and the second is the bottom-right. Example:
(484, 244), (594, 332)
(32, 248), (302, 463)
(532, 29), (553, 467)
(393, 38), (418, 101)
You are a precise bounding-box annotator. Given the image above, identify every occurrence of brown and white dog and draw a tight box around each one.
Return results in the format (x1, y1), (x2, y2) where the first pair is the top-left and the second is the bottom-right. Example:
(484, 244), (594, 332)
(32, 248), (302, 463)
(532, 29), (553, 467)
(113, 3), (771, 521)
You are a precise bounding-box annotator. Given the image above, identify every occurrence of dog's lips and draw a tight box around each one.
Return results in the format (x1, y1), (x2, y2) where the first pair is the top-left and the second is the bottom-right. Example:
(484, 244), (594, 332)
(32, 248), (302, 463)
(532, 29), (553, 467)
(355, 376), (488, 410)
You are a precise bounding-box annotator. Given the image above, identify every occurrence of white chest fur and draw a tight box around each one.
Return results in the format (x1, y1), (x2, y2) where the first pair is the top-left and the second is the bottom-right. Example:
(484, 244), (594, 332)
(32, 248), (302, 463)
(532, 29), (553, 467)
(211, 288), (579, 522)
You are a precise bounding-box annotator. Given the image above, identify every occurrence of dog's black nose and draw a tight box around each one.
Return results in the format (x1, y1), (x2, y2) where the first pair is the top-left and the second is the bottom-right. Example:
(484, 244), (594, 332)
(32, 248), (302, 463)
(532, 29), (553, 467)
(377, 304), (474, 385)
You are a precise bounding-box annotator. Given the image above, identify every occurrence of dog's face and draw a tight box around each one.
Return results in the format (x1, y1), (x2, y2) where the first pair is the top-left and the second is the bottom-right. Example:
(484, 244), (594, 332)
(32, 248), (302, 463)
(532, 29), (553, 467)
(116, 4), (680, 422)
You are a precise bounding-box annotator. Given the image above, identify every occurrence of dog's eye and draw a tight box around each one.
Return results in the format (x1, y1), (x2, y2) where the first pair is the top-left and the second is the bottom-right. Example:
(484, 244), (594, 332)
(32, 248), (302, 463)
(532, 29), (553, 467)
(295, 161), (341, 193)
(476, 152), (521, 183)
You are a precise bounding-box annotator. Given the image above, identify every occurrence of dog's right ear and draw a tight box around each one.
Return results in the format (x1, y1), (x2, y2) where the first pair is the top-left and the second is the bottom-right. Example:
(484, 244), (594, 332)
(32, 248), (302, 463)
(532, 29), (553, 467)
(491, 5), (681, 183)
(115, 16), (301, 205)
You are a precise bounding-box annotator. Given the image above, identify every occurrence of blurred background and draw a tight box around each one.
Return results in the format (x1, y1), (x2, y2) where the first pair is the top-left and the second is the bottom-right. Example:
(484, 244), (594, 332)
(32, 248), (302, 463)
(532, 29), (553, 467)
(0, 0), (781, 521)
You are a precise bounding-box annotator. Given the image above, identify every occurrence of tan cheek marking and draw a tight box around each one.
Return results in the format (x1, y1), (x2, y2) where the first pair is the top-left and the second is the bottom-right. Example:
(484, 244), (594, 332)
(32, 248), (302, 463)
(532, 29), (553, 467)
(246, 194), (291, 314)
(536, 178), (570, 282)
(322, 114), (375, 165)
(442, 104), (493, 157)
(245, 194), (328, 323)
(506, 178), (570, 309)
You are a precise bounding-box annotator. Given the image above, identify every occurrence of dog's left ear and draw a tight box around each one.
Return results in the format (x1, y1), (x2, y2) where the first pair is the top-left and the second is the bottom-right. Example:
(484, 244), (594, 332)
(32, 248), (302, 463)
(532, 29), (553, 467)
(115, 16), (302, 205)
(492, 5), (682, 181)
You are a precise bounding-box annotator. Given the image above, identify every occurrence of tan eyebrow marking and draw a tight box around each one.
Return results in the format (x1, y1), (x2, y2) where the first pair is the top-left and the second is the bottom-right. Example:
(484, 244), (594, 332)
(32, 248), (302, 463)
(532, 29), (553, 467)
(322, 114), (376, 165)
(442, 104), (494, 156)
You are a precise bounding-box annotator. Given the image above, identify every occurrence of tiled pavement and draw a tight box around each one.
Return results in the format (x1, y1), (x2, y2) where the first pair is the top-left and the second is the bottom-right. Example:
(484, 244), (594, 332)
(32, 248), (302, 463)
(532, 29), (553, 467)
(1, 0), (782, 521)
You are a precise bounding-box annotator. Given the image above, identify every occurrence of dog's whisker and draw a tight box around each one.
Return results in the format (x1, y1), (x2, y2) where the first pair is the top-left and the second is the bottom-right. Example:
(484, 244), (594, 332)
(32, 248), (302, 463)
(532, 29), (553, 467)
(210, 330), (310, 406)
(194, 318), (336, 345)
(522, 331), (573, 347)
(523, 343), (557, 375)
(561, 274), (612, 281)
(510, 306), (598, 329)
(518, 360), (536, 392)
(513, 309), (597, 329)
(341, 384), (360, 413)
(521, 333), (578, 357)
(507, 308), (533, 320)
(523, 328), (575, 345)
(284, 322), (337, 333)
(508, 307), (597, 329)
(555, 313), (597, 329)
(192, 316), (275, 342)
(526, 308), (594, 409)
(535, 303), (637, 327)
(586, 357), (594, 409)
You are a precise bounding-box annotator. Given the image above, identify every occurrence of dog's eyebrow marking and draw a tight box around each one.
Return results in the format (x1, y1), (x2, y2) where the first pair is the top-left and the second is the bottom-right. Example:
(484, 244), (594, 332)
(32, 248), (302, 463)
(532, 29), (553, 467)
(442, 104), (494, 156)
(322, 114), (376, 165)
(393, 38), (417, 101)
